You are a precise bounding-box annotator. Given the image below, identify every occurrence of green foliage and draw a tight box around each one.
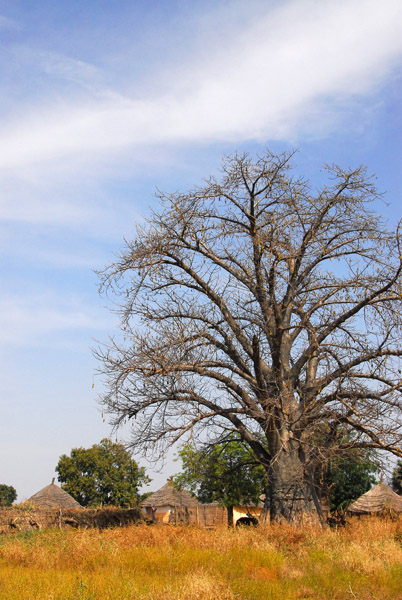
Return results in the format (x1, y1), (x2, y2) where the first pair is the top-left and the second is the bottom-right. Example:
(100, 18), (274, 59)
(391, 460), (402, 494)
(175, 438), (377, 514)
(174, 436), (267, 508)
(55, 438), (150, 508)
(0, 484), (17, 507)
(326, 453), (378, 511)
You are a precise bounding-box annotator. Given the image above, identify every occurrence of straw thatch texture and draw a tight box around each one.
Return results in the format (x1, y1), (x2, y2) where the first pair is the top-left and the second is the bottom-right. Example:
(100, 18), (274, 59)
(348, 483), (402, 515)
(141, 482), (201, 508)
(29, 481), (83, 510)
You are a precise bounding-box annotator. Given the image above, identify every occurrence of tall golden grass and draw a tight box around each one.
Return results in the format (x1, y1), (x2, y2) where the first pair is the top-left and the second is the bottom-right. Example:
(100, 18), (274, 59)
(1, 518), (402, 599)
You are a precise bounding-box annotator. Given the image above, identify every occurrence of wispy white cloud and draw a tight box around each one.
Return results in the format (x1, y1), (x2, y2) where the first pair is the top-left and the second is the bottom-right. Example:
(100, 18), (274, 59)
(10, 46), (102, 90)
(0, 14), (20, 31)
(0, 178), (91, 224)
(0, 227), (105, 268)
(0, 166), (143, 240)
(0, 0), (401, 175)
(0, 293), (109, 347)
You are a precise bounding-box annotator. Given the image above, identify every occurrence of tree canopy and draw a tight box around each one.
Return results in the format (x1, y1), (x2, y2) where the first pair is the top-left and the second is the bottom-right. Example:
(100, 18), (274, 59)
(56, 438), (150, 507)
(96, 150), (402, 523)
(175, 437), (377, 515)
(174, 437), (267, 526)
(174, 436), (266, 508)
(325, 452), (378, 511)
(0, 484), (17, 507)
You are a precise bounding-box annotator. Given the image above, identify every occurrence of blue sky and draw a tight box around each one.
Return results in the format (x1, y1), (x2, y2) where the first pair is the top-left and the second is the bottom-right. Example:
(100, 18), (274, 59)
(1, 0), (402, 500)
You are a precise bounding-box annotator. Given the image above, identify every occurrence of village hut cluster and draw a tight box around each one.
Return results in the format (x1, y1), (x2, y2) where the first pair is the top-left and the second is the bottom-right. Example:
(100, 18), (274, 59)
(141, 482), (264, 526)
(2, 478), (402, 533)
(0, 479), (142, 533)
(24, 479), (263, 527)
(140, 481), (402, 526)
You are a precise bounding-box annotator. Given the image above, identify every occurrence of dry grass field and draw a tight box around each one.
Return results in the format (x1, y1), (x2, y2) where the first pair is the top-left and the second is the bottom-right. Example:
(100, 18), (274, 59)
(0, 518), (402, 600)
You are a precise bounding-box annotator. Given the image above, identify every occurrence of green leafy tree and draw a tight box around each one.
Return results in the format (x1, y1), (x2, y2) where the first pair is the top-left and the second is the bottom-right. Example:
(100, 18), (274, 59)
(0, 484), (17, 507)
(56, 438), (150, 507)
(174, 436), (267, 524)
(325, 453), (378, 511)
(392, 460), (402, 494)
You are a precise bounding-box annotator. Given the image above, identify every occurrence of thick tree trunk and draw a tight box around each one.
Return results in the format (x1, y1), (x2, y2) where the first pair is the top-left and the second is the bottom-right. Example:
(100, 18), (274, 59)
(268, 447), (324, 525)
(227, 505), (234, 527)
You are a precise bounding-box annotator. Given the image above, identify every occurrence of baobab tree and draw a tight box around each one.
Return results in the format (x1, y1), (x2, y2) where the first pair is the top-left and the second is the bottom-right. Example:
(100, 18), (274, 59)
(96, 150), (402, 523)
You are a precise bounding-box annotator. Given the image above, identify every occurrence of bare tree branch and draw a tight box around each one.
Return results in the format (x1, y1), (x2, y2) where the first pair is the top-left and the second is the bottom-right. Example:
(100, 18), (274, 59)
(96, 150), (402, 523)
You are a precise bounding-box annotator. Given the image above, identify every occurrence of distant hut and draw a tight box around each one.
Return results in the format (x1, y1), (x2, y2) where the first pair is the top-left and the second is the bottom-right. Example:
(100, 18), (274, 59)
(348, 483), (402, 516)
(29, 479), (83, 510)
(141, 481), (201, 523)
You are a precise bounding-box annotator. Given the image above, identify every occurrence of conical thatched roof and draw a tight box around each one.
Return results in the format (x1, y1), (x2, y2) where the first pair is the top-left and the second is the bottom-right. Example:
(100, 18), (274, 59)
(29, 480), (83, 510)
(141, 482), (201, 508)
(348, 483), (402, 515)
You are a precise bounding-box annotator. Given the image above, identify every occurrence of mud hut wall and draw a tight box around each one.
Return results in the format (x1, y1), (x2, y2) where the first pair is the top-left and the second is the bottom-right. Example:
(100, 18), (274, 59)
(0, 507), (142, 533)
(154, 505), (172, 524)
(170, 505), (227, 526)
(0, 504), (226, 532)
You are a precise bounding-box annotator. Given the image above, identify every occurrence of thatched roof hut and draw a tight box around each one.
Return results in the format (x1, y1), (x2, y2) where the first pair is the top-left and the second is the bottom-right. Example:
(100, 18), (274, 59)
(141, 482), (200, 509)
(140, 482), (202, 523)
(348, 483), (402, 515)
(29, 479), (83, 510)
